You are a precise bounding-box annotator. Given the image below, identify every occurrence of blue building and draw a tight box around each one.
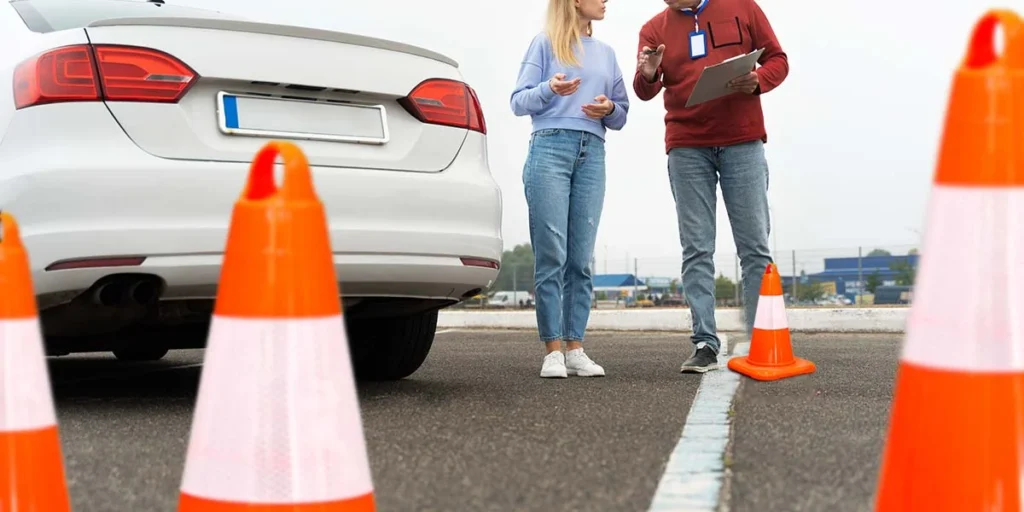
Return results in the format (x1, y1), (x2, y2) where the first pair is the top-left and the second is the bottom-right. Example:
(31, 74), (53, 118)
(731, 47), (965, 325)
(807, 254), (919, 299)
(592, 274), (647, 298)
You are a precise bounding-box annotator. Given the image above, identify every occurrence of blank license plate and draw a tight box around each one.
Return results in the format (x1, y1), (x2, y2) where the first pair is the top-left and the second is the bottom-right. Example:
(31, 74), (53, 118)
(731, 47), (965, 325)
(216, 92), (389, 144)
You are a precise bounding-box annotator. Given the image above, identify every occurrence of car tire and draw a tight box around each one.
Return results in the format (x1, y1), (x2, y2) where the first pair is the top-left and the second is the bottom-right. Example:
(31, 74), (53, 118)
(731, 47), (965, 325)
(112, 346), (170, 361)
(347, 309), (438, 381)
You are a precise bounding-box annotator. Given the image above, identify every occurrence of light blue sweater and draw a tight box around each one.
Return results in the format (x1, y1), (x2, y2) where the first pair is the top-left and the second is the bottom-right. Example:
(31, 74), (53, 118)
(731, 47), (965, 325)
(510, 32), (630, 140)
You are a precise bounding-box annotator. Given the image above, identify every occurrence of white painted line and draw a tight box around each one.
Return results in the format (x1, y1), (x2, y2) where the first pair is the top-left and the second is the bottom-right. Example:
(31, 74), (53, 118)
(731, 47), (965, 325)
(733, 342), (750, 357)
(434, 329), (459, 335)
(647, 338), (748, 512)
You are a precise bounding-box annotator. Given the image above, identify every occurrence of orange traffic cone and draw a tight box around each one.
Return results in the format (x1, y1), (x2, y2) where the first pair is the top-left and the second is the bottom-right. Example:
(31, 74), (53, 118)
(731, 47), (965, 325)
(0, 212), (71, 511)
(177, 142), (376, 511)
(727, 263), (815, 381)
(875, 9), (1024, 510)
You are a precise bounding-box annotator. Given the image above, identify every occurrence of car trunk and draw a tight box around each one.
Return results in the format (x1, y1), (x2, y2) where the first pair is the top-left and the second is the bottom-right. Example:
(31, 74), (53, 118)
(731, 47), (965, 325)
(84, 17), (468, 173)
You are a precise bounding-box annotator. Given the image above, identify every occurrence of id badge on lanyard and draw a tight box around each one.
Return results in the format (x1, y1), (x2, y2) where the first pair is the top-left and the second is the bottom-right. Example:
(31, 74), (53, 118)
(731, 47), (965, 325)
(687, 0), (709, 60)
(690, 18), (707, 60)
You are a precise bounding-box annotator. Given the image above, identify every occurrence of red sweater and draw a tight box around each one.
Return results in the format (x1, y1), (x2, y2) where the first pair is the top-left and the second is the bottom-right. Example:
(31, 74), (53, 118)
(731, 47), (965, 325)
(633, 0), (789, 152)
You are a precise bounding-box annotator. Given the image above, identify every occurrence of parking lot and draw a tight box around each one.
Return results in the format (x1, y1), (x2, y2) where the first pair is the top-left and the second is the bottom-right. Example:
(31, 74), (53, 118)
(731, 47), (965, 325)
(48, 329), (900, 511)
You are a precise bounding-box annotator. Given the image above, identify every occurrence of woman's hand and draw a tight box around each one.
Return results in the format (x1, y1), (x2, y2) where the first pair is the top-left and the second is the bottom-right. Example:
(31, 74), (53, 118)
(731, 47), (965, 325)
(581, 95), (615, 119)
(549, 73), (581, 96)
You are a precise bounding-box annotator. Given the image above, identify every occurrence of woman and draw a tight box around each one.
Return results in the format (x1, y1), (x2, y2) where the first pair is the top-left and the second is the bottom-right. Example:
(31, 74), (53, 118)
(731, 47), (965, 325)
(509, 0), (629, 379)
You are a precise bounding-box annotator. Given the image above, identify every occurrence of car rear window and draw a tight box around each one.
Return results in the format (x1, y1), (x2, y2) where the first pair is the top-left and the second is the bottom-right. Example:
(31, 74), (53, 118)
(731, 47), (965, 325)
(10, 0), (243, 33)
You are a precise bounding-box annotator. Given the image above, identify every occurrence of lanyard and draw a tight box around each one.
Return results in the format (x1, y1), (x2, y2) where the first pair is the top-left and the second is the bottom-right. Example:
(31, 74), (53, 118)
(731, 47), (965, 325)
(681, 0), (710, 32)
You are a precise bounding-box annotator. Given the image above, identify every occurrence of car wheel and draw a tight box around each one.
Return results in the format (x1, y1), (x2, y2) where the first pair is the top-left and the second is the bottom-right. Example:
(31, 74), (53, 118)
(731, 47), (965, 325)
(112, 346), (170, 361)
(347, 309), (438, 381)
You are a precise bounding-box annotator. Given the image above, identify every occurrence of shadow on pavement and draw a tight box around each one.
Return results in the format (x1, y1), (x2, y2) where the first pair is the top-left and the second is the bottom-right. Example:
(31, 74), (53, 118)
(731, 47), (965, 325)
(46, 351), (471, 404)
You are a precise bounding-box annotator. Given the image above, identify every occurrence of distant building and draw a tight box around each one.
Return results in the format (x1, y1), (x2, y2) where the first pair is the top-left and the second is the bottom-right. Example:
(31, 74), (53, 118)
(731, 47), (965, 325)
(593, 274), (648, 298)
(807, 254), (919, 299)
(641, 277), (675, 297)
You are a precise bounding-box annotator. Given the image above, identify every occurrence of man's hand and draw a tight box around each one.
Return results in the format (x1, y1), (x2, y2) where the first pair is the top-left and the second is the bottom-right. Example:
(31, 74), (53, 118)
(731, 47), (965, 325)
(727, 72), (759, 95)
(638, 44), (666, 82)
(548, 73), (581, 96)
(581, 95), (614, 119)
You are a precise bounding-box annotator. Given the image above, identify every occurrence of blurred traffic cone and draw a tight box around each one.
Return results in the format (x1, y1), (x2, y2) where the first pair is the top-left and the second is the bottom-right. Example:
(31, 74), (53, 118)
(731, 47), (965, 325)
(875, 9), (1024, 511)
(727, 263), (815, 381)
(0, 212), (71, 511)
(177, 142), (376, 511)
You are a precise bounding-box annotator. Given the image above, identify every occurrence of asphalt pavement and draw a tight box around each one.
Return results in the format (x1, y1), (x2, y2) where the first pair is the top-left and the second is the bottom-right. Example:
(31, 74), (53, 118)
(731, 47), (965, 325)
(727, 334), (901, 512)
(45, 330), (903, 512)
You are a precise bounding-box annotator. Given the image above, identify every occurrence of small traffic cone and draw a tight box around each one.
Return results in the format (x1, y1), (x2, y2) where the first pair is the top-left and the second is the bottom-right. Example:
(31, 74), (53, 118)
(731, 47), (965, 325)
(727, 263), (815, 381)
(875, 9), (1024, 510)
(0, 212), (72, 511)
(177, 142), (376, 511)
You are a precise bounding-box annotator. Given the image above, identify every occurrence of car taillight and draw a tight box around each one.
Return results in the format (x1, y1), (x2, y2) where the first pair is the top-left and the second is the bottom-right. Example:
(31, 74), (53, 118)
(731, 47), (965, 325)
(467, 86), (487, 134)
(399, 78), (487, 134)
(93, 45), (196, 102)
(13, 44), (197, 110)
(13, 46), (100, 108)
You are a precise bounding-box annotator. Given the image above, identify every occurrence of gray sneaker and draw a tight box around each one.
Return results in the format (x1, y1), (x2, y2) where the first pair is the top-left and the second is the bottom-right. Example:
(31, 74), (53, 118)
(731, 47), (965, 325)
(680, 342), (720, 373)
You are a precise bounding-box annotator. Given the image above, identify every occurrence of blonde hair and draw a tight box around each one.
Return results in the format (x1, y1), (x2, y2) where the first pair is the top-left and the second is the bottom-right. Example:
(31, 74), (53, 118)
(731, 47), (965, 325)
(545, 0), (592, 67)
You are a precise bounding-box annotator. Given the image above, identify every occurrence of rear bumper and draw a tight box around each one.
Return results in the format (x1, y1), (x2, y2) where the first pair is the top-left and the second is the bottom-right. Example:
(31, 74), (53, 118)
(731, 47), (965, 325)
(0, 104), (503, 309)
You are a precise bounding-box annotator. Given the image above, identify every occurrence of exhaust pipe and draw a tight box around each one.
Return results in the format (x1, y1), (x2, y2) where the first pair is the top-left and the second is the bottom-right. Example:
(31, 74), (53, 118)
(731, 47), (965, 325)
(128, 280), (159, 305)
(92, 280), (127, 307)
(89, 276), (162, 307)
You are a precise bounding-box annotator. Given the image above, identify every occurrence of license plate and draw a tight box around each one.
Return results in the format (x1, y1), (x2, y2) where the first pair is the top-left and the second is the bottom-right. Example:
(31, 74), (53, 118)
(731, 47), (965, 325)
(216, 91), (389, 145)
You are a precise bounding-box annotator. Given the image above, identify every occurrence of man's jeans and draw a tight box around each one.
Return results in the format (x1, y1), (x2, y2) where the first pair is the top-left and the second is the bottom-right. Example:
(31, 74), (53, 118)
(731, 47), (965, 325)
(667, 140), (773, 354)
(523, 129), (605, 342)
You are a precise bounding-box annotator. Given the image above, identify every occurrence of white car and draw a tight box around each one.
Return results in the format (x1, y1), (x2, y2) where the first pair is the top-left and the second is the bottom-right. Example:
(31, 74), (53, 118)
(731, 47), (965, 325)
(0, 0), (503, 380)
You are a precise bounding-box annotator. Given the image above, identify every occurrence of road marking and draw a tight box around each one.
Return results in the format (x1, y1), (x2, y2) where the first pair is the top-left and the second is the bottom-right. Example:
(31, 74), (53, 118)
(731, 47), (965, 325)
(731, 341), (749, 357)
(435, 329), (460, 335)
(647, 337), (749, 512)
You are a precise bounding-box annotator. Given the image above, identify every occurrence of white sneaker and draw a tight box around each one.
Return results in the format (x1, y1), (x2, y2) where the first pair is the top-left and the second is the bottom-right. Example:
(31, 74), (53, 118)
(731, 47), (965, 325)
(565, 348), (605, 377)
(540, 351), (568, 378)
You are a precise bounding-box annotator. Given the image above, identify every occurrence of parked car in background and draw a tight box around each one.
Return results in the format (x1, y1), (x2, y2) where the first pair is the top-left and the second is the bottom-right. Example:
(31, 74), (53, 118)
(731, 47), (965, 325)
(0, 0), (503, 380)
(873, 286), (913, 305)
(488, 291), (533, 308)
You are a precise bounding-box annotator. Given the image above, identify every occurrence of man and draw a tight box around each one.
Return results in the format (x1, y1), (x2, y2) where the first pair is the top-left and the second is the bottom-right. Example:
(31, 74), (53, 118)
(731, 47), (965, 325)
(633, 0), (788, 373)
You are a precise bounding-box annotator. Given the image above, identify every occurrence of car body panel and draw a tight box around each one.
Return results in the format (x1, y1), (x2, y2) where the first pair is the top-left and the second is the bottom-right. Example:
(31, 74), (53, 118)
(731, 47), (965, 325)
(0, 101), (501, 307)
(86, 15), (459, 68)
(85, 20), (469, 172)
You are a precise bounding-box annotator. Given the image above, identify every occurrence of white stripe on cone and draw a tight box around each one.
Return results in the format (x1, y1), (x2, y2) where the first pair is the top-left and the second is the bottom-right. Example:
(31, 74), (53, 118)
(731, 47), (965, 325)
(753, 294), (788, 331)
(0, 318), (58, 431)
(903, 187), (1024, 372)
(180, 316), (374, 504)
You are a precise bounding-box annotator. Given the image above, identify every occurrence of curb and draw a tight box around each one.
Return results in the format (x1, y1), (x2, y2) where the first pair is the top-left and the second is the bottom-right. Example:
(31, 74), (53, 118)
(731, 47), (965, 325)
(438, 307), (910, 334)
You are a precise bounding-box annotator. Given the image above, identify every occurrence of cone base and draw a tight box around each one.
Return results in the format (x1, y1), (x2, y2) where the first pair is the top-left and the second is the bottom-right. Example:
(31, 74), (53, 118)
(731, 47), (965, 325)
(727, 356), (816, 381)
(876, 363), (1024, 510)
(0, 425), (71, 511)
(179, 492), (375, 512)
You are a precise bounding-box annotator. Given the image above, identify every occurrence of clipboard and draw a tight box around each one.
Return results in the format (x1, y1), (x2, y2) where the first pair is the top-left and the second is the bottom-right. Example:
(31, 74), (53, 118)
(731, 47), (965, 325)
(685, 48), (765, 108)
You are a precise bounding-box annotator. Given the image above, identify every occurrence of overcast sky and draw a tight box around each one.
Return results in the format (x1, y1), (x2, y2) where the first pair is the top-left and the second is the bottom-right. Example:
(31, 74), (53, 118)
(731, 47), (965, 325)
(11, 0), (1019, 276)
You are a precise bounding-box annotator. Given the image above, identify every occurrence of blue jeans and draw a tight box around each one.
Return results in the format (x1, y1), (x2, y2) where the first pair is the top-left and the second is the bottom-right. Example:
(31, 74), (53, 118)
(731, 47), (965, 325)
(523, 129), (606, 343)
(667, 140), (773, 354)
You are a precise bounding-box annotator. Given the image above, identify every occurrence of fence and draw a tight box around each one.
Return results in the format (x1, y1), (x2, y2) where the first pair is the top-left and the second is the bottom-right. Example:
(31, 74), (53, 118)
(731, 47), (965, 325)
(475, 243), (919, 309)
